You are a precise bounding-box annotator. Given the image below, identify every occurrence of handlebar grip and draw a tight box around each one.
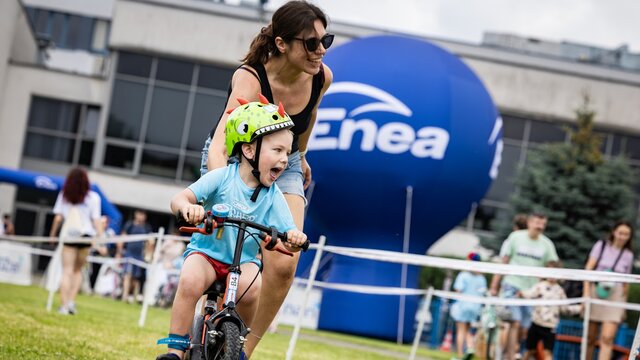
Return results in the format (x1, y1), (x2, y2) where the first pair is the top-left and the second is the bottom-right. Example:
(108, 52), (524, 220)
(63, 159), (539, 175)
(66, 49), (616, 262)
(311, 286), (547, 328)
(300, 239), (310, 252)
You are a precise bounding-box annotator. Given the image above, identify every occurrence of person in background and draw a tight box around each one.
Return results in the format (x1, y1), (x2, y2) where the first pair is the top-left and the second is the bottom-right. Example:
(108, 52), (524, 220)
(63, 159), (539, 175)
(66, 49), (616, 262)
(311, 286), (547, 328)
(450, 252), (487, 360)
(489, 212), (559, 360)
(117, 209), (153, 303)
(3, 213), (15, 235)
(49, 167), (103, 315)
(498, 213), (529, 355)
(518, 261), (581, 360)
(584, 221), (635, 360)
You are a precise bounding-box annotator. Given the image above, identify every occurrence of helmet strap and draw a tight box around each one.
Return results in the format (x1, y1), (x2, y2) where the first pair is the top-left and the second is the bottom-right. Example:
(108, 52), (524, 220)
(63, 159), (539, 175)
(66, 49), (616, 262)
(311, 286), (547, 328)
(245, 138), (265, 202)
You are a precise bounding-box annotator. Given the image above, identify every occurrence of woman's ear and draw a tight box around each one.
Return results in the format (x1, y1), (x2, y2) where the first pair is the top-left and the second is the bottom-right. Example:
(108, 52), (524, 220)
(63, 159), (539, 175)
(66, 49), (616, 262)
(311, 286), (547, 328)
(241, 143), (255, 160)
(274, 36), (286, 54)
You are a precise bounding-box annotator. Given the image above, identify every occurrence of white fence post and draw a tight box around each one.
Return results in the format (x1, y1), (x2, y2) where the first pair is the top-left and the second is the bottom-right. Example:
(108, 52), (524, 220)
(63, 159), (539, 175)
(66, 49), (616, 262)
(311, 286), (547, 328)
(409, 287), (433, 360)
(629, 311), (640, 360)
(45, 238), (65, 312)
(285, 235), (327, 360)
(580, 297), (590, 360)
(139, 227), (165, 327)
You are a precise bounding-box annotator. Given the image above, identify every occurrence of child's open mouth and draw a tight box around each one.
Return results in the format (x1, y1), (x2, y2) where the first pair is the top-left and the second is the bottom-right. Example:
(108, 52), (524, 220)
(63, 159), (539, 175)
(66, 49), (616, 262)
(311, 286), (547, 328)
(269, 167), (283, 181)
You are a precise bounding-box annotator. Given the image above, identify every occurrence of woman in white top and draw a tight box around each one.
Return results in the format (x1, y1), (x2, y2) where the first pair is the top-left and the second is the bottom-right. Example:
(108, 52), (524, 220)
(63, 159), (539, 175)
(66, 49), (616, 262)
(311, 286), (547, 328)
(49, 167), (103, 315)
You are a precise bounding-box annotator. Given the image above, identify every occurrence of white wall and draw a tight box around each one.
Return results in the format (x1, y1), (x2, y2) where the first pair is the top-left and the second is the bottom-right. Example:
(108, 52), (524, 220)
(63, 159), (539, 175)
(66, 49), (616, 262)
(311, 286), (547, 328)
(110, 0), (263, 66)
(465, 58), (640, 130)
(23, 0), (114, 19)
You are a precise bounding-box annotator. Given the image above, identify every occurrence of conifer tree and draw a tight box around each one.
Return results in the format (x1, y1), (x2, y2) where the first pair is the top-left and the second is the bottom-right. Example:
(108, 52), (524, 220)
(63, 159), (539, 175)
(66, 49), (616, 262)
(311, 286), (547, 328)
(485, 96), (636, 267)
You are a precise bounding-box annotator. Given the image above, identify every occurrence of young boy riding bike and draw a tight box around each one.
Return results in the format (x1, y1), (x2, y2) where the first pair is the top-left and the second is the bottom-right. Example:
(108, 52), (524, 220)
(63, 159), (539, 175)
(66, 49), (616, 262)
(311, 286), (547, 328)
(156, 96), (308, 360)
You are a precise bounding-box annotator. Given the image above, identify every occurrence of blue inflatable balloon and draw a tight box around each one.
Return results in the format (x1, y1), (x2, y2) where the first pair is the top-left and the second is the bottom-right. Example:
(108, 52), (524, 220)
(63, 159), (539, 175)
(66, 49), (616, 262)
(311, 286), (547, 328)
(299, 35), (502, 342)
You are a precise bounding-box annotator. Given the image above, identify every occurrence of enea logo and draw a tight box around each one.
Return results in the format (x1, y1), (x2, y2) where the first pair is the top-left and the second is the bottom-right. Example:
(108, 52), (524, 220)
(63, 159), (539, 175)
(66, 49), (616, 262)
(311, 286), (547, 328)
(309, 82), (449, 159)
(34, 176), (58, 190)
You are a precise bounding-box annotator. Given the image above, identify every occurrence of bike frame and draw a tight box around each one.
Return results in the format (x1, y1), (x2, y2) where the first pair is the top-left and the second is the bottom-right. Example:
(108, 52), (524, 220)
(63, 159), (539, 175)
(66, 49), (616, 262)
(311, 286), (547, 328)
(179, 207), (308, 358)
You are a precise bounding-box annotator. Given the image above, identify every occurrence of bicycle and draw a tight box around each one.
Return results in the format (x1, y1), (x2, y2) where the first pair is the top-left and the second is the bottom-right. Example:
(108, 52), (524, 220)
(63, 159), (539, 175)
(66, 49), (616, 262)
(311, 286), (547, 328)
(177, 203), (309, 360)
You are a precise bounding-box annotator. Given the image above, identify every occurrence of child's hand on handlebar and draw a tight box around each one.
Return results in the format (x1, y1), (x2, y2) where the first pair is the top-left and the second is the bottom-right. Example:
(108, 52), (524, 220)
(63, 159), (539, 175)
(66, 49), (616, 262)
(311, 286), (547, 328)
(284, 229), (307, 252)
(180, 204), (206, 224)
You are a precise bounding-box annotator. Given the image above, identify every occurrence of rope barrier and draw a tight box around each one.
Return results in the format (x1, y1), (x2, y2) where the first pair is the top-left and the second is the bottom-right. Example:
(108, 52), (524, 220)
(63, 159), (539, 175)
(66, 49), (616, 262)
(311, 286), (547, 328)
(0, 233), (158, 244)
(3, 234), (640, 358)
(293, 278), (640, 311)
(309, 244), (640, 284)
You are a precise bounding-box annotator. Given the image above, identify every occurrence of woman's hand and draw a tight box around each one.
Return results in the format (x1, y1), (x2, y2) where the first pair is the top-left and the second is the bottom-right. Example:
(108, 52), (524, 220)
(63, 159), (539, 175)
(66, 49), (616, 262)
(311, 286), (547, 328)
(301, 156), (312, 190)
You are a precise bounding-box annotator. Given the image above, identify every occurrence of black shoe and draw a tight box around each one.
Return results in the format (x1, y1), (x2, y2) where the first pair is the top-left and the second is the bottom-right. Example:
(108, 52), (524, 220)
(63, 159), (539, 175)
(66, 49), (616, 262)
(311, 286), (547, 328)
(156, 353), (181, 360)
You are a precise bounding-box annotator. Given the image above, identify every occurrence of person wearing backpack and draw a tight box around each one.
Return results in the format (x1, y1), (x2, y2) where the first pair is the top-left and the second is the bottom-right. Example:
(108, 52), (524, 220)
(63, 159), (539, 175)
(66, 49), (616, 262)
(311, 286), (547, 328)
(584, 221), (635, 360)
(49, 167), (103, 315)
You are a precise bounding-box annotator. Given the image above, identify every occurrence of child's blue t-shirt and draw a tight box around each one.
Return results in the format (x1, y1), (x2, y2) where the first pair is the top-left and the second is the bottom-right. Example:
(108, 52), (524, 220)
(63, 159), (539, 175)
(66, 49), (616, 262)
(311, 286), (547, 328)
(454, 271), (487, 297)
(184, 163), (296, 266)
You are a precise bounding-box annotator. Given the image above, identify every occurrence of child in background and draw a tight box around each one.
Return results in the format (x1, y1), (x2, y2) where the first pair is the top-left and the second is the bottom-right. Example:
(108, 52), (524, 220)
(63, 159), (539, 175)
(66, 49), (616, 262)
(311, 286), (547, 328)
(518, 261), (582, 360)
(450, 252), (487, 360)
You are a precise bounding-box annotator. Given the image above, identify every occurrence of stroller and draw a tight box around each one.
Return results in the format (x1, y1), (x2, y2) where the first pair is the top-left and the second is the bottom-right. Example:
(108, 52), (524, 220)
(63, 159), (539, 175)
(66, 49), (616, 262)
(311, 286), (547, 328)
(476, 300), (499, 359)
(155, 273), (179, 308)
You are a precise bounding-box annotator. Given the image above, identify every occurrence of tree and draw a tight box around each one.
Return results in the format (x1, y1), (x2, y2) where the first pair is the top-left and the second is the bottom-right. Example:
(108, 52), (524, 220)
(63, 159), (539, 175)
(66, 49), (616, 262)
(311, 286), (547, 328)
(486, 97), (637, 267)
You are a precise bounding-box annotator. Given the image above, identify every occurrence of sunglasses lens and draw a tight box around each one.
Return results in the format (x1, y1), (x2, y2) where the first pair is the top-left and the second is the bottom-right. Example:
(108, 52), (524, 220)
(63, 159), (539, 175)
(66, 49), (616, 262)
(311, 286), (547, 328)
(321, 34), (334, 50)
(305, 38), (320, 52)
(304, 34), (334, 51)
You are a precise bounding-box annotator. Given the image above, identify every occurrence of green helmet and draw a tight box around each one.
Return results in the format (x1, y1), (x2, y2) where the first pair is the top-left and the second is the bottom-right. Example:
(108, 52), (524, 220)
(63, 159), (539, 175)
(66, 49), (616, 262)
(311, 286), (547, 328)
(225, 99), (295, 157)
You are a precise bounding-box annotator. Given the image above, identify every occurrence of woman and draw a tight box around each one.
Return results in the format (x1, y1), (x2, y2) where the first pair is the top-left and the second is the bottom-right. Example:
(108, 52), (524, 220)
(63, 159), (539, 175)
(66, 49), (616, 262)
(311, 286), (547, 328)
(584, 221), (634, 360)
(201, 1), (333, 355)
(49, 167), (103, 315)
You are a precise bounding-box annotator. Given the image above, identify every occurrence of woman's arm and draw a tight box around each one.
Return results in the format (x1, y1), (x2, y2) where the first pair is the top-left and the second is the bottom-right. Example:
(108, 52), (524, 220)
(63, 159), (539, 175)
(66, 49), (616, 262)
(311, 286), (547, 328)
(583, 256), (598, 297)
(206, 67), (263, 172)
(296, 64), (333, 189)
(49, 214), (63, 237)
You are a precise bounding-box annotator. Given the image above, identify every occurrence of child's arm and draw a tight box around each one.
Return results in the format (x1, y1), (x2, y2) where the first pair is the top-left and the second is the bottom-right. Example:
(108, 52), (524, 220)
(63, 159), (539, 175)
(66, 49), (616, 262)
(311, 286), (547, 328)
(282, 229), (308, 253)
(171, 188), (205, 224)
(519, 283), (541, 299)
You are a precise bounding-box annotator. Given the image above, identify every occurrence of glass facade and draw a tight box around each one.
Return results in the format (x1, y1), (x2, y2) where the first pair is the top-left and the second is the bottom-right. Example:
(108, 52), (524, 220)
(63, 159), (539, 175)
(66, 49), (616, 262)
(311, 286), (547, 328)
(103, 51), (233, 182)
(25, 7), (110, 53)
(22, 97), (100, 166)
(468, 114), (640, 233)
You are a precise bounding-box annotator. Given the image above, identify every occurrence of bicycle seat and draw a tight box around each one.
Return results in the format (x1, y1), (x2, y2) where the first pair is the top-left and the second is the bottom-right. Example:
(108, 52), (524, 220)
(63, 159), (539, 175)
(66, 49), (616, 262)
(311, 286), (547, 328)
(203, 279), (226, 298)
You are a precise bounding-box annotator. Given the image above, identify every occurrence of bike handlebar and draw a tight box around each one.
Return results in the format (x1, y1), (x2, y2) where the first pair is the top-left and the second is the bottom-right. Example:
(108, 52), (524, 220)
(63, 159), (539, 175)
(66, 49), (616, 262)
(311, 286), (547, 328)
(176, 209), (309, 256)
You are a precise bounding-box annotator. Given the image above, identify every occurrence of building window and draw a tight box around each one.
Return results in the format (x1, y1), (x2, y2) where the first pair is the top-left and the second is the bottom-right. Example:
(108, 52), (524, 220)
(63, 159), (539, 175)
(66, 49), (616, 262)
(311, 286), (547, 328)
(23, 96), (100, 166)
(24, 7), (110, 53)
(103, 51), (233, 182)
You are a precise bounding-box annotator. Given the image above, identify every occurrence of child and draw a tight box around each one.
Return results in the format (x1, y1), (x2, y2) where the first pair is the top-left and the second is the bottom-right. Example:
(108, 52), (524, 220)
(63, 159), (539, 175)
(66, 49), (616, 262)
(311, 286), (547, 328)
(450, 252), (487, 360)
(518, 261), (581, 360)
(156, 97), (308, 360)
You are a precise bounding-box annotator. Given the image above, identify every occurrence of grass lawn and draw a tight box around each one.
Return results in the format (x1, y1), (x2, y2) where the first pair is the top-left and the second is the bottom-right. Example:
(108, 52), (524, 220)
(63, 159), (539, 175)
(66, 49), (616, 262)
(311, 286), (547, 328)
(0, 283), (449, 359)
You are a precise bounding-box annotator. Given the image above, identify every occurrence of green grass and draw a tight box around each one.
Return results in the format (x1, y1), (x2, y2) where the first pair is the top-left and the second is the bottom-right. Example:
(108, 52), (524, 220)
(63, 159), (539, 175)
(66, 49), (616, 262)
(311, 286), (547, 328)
(0, 283), (449, 359)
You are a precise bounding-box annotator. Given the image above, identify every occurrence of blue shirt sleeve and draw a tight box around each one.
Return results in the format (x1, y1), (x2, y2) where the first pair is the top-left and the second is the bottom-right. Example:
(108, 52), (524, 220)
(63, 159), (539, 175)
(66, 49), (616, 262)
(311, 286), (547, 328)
(453, 271), (468, 292)
(188, 167), (226, 203)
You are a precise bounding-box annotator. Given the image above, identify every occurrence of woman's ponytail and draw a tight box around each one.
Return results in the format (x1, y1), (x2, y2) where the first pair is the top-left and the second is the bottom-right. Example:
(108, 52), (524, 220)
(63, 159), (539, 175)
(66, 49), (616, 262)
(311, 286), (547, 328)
(242, 24), (274, 65)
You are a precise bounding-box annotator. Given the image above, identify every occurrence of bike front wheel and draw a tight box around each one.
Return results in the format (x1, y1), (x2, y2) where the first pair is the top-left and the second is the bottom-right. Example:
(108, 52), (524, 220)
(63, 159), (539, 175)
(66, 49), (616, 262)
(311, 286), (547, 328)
(215, 321), (242, 360)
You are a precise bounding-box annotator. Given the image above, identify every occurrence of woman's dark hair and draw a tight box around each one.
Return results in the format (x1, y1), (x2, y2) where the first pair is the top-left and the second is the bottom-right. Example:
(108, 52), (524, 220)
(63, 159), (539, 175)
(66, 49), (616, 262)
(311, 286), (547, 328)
(242, 1), (328, 65)
(62, 167), (90, 205)
(607, 220), (634, 252)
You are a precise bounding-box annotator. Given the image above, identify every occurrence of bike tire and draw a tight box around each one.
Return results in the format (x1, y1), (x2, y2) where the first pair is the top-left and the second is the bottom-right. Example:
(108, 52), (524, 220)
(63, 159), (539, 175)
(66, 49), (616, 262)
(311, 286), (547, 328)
(187, 314), (205, 360)
(217, 321), (242, 360)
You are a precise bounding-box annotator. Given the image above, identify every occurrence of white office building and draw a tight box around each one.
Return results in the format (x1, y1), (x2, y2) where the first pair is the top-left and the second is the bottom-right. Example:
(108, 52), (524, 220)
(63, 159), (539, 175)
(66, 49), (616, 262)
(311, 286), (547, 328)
(1, 0), (639, 241)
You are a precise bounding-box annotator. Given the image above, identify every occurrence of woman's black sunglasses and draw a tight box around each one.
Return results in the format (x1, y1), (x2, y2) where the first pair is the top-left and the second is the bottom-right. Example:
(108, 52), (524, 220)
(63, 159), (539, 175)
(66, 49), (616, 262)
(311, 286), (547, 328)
(293, 33), (335, 52)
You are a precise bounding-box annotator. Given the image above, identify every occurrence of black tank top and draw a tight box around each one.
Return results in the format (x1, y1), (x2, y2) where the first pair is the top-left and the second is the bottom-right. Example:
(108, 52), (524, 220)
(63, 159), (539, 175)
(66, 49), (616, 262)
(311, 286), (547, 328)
(209, 63), (325, 153)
